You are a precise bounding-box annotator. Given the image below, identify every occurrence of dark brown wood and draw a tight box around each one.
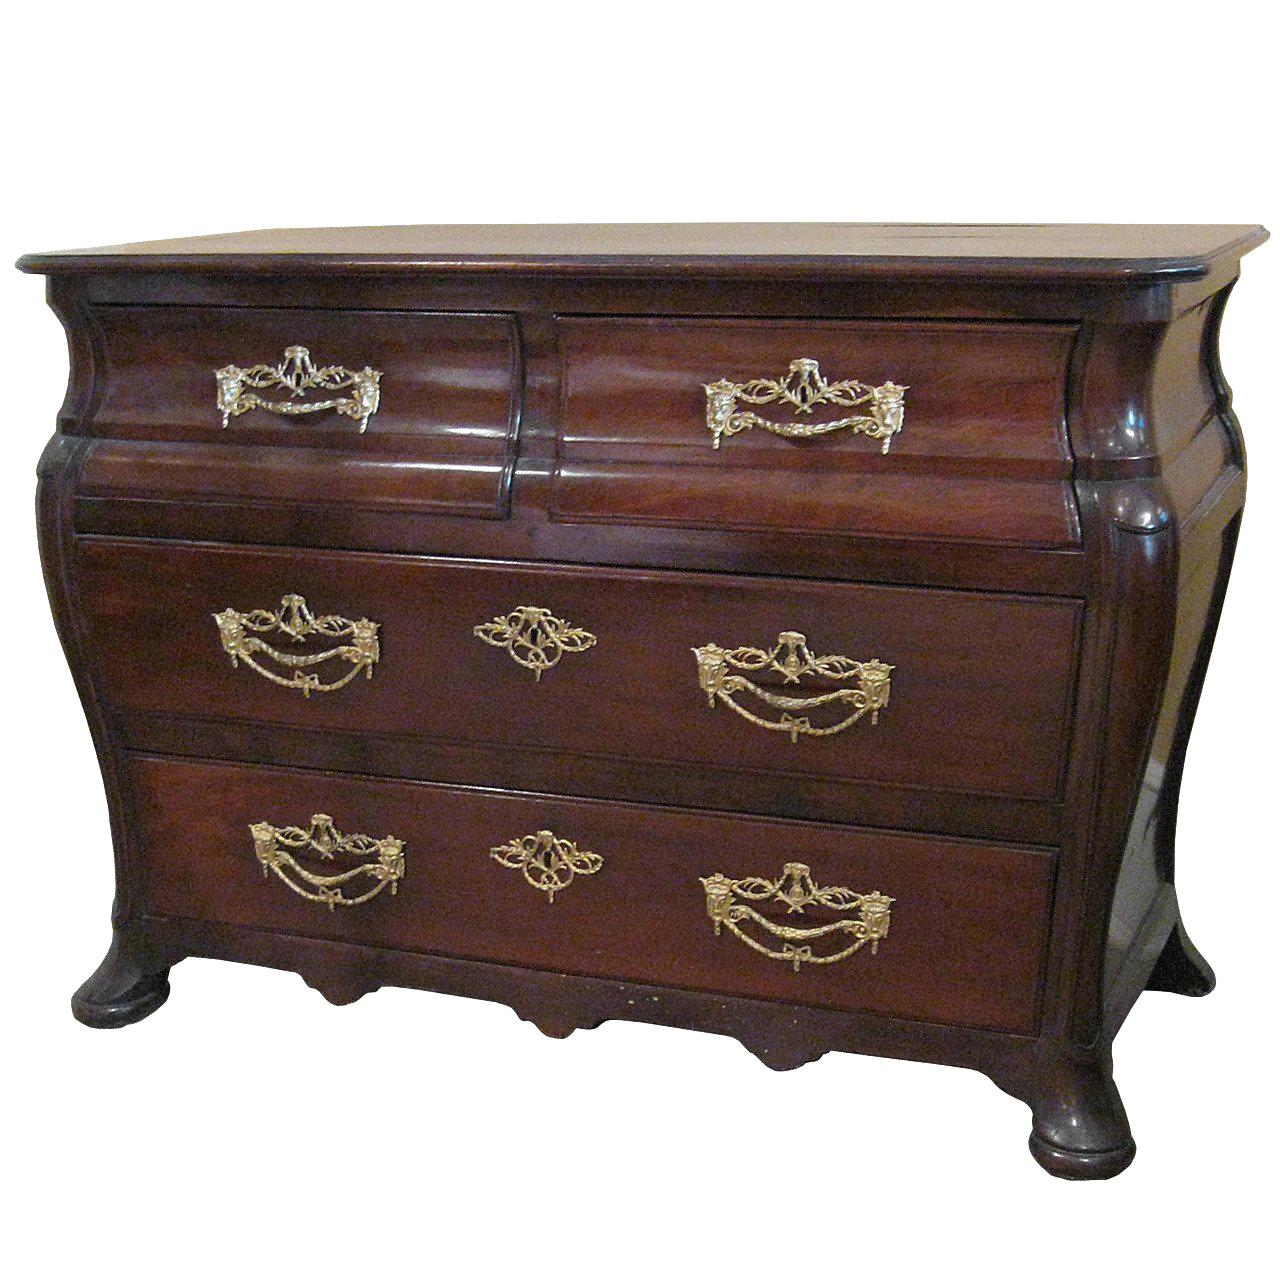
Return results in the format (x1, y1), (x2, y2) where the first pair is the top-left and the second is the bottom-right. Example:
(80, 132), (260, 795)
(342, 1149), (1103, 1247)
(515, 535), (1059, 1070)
(22, 222), (1266, 1179)
(129, 754), (1055, 1034)
(17, 222), (1267, 282)
(557, 317), (1079, 546)
(75, 538), (1082, 805)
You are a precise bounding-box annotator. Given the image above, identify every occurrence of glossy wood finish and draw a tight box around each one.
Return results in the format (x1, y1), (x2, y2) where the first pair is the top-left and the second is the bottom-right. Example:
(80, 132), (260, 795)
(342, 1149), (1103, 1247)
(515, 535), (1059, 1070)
(130, 755), (1054, 1033)
(77, 537), (1081, 803)
(21, 223), (1267, 1180)
(77, 305), (519, 519)
(557, 317), (1078, 545)
(19, 222), (1267, 281)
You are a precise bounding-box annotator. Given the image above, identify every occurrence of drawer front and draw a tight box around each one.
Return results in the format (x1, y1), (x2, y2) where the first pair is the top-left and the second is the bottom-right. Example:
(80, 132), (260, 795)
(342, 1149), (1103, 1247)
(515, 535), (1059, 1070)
(131, 756), (1054, 1033)
(556, 317), (1079, 546)
(76, 305), (519, 519)
(81, 539), (1080, 803)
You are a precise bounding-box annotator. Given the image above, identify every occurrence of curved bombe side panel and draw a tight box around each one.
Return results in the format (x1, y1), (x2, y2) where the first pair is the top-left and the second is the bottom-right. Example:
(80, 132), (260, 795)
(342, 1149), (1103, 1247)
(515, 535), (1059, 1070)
(1053, 280), (1247, 1051)
(37, 432), (176, 1024)
(22, 224), (1264, 1178)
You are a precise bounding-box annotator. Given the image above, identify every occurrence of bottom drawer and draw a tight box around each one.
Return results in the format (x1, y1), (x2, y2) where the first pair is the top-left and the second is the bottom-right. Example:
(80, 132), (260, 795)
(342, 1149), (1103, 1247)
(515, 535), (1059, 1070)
(130, 755), (1055, 1034)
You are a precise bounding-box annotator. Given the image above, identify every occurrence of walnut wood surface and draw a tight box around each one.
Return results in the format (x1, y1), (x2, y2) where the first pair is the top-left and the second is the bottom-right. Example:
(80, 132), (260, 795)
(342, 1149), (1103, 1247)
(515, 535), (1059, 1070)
(23, 221), (1265, 1178)
(77, 538), (1081, 804)
(18, 222), (1267, 281)
(557, 317), (1078, 545)
(131, 754), (1054, 1033)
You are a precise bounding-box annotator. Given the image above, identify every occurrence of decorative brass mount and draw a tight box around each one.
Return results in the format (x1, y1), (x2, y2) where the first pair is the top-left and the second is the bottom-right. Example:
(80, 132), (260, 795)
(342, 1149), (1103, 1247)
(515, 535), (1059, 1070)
(701, 862), (893, 970)
(704, 358), (905, 452)
(250, 813), (405, 910)
(216, 345), (382, 432)
(489, 830), (603, 902)
(213, 593), (380, 696)
(473, 605), (597, 680)
(693, 631), (893, 741)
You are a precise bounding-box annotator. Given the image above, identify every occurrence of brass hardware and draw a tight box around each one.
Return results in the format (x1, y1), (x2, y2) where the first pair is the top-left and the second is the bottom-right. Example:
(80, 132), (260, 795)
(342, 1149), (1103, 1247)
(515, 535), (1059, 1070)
(216, 345), (381, 432)
(213, 593), (380, 696)
(693, 631), (892, 742)
(704, 358), (905, 452)
(250, 813), (405, 910)
(473, 605), (597, 680)
(490, 829), (602, 902)
(701, 862), (893, 971)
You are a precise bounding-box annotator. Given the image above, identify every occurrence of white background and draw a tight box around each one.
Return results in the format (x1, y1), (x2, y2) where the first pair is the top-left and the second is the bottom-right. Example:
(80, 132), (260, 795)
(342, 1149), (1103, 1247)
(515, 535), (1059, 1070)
(3, 3), (1275, 1274)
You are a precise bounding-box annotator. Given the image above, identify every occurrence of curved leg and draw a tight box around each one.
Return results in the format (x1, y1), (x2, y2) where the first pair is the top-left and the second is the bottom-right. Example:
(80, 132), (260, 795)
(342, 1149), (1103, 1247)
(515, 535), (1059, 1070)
(1027, 1050), (1136, 1180)
(1146, 918), (1216, 997)
(72, 929), (171, 1029)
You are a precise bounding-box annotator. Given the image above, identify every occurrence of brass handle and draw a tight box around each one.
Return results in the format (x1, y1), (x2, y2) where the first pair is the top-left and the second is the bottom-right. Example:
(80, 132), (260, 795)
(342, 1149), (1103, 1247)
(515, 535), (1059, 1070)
(216, 345), (381, 432)
(701, 862), (893, 971)
(489, 829), (602, 902)
(473, 605), (597, 680)
(213, 593), (380, 696)
(250, 813), (405, 910)
(693, 631), (892, 741)
(704, 358), (905, 452)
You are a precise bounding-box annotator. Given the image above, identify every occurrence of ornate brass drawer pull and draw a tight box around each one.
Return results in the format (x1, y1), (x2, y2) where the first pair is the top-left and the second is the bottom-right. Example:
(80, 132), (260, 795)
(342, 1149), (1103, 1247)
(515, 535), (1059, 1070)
(216, 345), (382, 432)
(490, 829), (602, 902)
(250, 813), (405, 910)
(704, 358), (905, 452)
(693, 631), (892, 742)
(701, 862), (893, 971)
(213, 593), (380, 696)
(473, 605), (597, 680)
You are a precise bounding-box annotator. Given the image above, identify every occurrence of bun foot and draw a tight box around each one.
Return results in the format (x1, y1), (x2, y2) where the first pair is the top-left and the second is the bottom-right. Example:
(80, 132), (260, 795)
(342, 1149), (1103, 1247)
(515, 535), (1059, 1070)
(72, 933), (171, 1029)
(1028, 1052), (1136, 1180)
(1146, 919), (1216, 997)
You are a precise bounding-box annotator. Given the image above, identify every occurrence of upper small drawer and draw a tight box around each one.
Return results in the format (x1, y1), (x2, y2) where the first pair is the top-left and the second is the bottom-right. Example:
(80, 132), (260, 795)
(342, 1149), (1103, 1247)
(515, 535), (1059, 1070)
(75, 306), (520, 519)
(555, 317), (1079, 546)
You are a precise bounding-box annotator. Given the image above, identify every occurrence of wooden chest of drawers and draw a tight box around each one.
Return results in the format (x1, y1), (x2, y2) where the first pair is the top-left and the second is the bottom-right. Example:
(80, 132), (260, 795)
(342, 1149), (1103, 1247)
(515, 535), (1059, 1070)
(20, 222), (1266, 1178)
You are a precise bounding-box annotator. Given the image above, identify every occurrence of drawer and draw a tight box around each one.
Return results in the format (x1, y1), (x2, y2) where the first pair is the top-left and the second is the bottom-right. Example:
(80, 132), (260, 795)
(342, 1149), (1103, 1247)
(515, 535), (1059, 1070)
(556, 317), (1080, 546)
(80, 539), (1081, 804)
(130, 755), (1055, 1033)
(74, 305), (520, 518)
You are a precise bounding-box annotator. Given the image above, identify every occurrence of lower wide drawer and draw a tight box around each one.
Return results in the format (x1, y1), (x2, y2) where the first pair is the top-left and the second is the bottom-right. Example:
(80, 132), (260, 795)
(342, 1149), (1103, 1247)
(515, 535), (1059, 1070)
(130, 755), (1055, 1034)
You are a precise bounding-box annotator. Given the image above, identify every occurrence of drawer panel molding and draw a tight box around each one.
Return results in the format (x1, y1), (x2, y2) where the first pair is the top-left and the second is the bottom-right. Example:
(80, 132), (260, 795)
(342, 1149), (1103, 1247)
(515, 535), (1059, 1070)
(557, 316), (1079, 546)
(129, 754), (1054, 1033)
(83, 540), (1080, 805)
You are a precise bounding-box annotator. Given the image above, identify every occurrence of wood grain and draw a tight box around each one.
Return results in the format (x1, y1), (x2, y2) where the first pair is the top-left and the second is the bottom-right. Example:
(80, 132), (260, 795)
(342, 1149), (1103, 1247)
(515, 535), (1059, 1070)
(22, 221), (1265, 1178)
